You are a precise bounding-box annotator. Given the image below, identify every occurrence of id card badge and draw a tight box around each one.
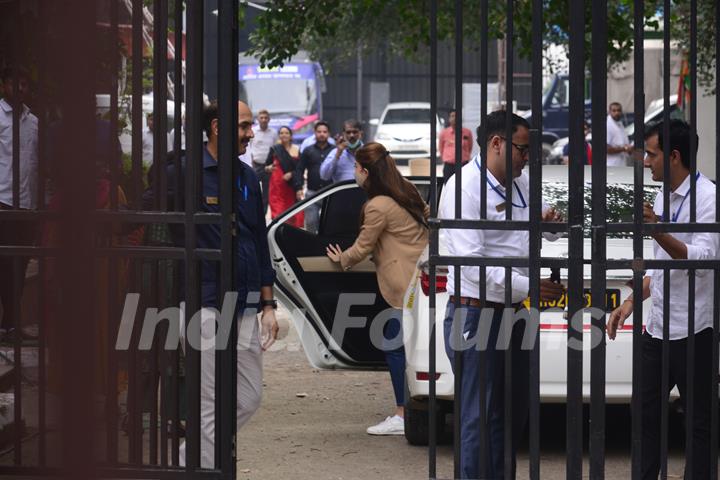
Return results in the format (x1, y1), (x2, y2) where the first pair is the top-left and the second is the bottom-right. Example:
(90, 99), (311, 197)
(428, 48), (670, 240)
(495, 201), (506, 212)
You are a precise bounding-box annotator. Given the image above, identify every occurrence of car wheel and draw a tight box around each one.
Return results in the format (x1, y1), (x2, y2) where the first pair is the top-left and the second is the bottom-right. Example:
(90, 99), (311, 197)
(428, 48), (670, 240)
(542, 142), (553, 163)
(404, 398), (445, 446)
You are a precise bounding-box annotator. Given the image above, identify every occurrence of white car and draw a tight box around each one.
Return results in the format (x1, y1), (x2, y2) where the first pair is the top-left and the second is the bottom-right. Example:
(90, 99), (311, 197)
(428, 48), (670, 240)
(370, 102), (443, 161)
(267, 166), (662, 445)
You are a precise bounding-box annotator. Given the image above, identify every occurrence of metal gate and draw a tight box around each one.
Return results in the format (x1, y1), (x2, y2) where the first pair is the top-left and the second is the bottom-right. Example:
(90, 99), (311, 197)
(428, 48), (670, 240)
(426, 0), (720, 479)
(0, 0), (240, 477)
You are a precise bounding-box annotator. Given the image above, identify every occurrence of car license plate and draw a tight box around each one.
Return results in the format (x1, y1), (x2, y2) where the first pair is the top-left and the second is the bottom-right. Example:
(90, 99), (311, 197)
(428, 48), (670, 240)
(523, 288), (621, 312)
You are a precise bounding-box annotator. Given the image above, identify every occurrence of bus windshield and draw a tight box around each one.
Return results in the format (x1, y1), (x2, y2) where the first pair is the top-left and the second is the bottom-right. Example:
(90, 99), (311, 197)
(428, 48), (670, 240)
(240, 78), (316, 115)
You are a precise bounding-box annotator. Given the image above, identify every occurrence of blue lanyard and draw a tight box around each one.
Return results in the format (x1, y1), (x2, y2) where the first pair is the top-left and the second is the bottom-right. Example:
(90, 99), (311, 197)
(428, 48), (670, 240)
(661, 172), (700, 222)
(474, 157), (527, 208)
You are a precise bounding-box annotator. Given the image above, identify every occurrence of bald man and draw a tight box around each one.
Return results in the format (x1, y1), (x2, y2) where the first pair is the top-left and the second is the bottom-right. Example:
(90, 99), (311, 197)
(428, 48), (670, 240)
(159, 101), (279, 467)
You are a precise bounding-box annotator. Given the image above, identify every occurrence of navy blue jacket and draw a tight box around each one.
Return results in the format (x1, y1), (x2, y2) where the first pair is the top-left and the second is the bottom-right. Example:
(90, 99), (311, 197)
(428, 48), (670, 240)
(146, 146), (275, 308)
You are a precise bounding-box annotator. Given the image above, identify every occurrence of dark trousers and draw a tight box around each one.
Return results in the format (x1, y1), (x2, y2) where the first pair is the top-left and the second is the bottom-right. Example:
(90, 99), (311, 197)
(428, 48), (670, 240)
(641, 328), (713, 480)
(383, 310), (405, 406)
(0, 218), (34, 331)
(253, 162), (269, 215)
(444, 302), (529, 479)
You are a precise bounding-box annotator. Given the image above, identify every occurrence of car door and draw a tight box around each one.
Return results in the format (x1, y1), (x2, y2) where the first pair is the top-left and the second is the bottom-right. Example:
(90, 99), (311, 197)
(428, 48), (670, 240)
(267, 178), (435, 370)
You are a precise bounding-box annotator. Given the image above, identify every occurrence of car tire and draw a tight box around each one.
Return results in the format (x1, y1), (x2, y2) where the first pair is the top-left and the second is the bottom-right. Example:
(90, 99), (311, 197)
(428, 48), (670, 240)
(542, 142), (553, 163)
(404, 398), (445, 446)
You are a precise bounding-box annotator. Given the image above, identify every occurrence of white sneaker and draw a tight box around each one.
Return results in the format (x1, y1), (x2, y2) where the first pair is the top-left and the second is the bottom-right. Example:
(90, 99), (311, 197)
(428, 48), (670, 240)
(366, 415), (405, 435)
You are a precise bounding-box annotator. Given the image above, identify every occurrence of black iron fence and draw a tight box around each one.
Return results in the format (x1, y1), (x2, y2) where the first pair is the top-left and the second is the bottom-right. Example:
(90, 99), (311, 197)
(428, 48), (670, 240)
(426, 0), (720, 479)
(0, 0), (718, 479)
(0, 0), (239, 477)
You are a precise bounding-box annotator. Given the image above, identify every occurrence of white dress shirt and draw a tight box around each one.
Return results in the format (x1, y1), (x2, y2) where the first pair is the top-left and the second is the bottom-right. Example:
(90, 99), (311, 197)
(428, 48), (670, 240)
(606, 114), (630, 166)
(646, 172), (719, 340)
(250, 125), (278, 165)
(439, 155), (560, 303)
(0, 99), (38, 209)
(142, 127), (154, 167)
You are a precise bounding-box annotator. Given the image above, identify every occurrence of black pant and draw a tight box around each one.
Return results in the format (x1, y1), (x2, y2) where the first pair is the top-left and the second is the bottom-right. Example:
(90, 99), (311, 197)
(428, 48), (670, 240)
(0, 218), (34, 331)
(253, 162), (269, 215)
(641, 328), (713, 480)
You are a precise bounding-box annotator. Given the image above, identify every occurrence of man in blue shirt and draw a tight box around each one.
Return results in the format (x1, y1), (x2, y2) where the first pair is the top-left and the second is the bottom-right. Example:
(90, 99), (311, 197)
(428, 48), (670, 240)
(157, 101), (279, 467)
(320, 119), (363, 183)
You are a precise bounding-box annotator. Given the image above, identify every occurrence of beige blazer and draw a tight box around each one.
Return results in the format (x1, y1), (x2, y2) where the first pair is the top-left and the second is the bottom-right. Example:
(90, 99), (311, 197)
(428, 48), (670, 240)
(340, 195), (429, 308)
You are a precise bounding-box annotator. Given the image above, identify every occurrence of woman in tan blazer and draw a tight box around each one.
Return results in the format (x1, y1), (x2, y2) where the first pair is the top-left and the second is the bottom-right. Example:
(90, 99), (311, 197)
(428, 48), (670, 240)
(326, 142), (429, 436)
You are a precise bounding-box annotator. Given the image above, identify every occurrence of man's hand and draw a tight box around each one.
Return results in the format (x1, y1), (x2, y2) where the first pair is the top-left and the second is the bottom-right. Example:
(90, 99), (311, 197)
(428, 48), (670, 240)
(282, 171), (293, 182)
(265, 164), (275, 174)
(335, 136), (347, 156)
(296, 190), (304, 201)
(607, 300), (633, 340)
(260, 308), (279, 351)
(643, 201), (658, 224)
(539, 278), (565, 301)
(326, 243), (342, 263)
(542, 207), (564, 223)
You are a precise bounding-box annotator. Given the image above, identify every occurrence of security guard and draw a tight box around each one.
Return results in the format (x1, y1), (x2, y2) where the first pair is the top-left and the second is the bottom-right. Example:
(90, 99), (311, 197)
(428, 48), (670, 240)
(153, 100), (279, 467)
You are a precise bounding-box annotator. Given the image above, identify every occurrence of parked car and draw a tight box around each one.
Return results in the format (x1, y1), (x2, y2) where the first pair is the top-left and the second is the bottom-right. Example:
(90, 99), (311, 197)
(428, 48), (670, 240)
(547, 94), (682, 165)
(520, 74), (594, 162)
(267, 166), (662, 446)
(369, 102), (444, 163)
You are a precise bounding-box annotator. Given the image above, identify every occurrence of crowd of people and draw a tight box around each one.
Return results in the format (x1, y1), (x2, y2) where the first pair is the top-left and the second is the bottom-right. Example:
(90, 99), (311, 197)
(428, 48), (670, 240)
(1, 63), (718, 479)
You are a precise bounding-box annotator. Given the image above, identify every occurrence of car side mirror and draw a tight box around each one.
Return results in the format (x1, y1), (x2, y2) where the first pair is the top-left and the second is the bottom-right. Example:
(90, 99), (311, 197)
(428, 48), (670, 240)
(369, 118), (379, 126)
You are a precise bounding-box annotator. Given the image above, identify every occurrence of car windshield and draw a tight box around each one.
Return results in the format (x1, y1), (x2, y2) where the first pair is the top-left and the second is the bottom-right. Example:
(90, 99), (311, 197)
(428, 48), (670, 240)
(543, 182), (660, 238)
(383, 108), (432, 124)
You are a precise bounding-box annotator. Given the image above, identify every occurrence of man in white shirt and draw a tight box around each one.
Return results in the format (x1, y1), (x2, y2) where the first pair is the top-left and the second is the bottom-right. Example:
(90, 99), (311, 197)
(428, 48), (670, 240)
(438, 111), (565, 479)
(0, 66), (38, 336)
(607, 119), (718, 479)
(250, 109), (278, 214)
(606, 102), (632, 166)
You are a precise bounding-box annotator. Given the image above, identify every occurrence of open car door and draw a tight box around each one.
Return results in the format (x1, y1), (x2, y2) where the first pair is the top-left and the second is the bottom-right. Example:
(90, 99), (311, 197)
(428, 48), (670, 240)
(268, 180), (386, 369)
(267, 178), (435, 370)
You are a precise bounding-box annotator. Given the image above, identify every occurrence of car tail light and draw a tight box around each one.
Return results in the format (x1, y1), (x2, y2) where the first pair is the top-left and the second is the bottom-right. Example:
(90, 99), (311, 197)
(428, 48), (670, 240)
(416, 372), (441, 381)
(420, 265), (447, 295)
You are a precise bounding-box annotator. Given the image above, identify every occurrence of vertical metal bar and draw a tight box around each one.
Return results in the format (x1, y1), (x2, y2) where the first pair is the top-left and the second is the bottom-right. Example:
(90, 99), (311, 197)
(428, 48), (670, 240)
(478, 0), (489, 475)
(129, 260), (144, 465)
(217, 0), (238, 474)
(173, 0), (184, 210)
(631, 2), (646, 479)
(171, 269), (181, 467)
(132, 0), (144, 209)
(149, 263), (159, 465)
(659, 2), (672, 477)
(428, 1), (438, 478)
(356, 45), (363, 121)
(713, 7), (720, 479)
(453, 0), (463, 185)
(185, 0), (204, 470)
(106, 0), (120, 464)
(528, 0), (542, 477)
(502, 4), (515, 478)
(503, 0), (513, 219)
(590, 0), (608, 478)
(661, 270), (670, 478)
(566, 0), (585, 477)
(10, 46), (22, 467)
(503, 271), (513, 480)
(452, 1), (463, 478)
(154, 0), (169, 212)
(685, 1), (698, 474)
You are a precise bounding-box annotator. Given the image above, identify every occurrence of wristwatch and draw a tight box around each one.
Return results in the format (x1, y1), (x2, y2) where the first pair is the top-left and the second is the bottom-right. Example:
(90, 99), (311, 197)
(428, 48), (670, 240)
(260, 299), (278, 310)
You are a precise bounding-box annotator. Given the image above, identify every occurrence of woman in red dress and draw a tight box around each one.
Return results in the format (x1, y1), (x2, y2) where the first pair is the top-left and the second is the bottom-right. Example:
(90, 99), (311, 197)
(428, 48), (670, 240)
(265, 126), (304, 227)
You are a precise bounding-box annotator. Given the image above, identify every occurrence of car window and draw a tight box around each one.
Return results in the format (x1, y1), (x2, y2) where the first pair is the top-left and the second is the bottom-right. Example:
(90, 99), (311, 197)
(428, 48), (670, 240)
(318, 187), (368, 237)
(383, 108), (432, 124)
(550, 79), (569, 107)
(543, 182), (660, 238)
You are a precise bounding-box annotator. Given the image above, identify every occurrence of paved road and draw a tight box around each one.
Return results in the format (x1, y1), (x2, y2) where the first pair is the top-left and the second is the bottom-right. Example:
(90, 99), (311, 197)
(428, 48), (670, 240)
(237, 306), (688, 479)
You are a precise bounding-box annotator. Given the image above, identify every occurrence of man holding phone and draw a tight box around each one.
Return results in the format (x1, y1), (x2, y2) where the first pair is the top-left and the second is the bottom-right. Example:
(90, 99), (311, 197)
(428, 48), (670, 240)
(319, 118), (363, 183)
